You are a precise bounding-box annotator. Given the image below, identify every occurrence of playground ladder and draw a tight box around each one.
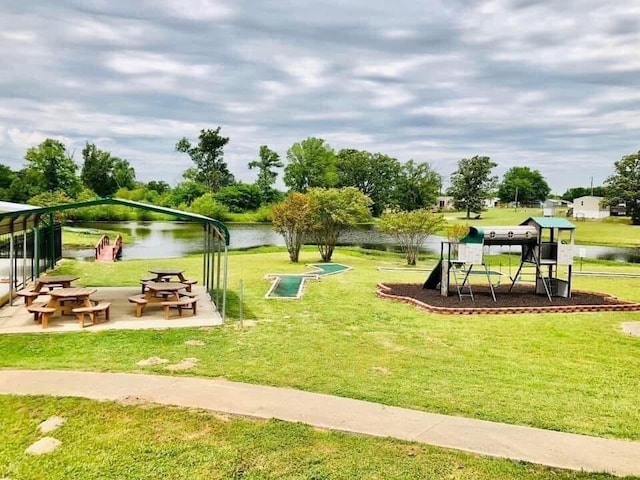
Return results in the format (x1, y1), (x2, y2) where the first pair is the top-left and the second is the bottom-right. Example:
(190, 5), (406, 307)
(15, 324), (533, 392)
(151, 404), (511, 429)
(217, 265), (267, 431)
(451, 262), (474, 301)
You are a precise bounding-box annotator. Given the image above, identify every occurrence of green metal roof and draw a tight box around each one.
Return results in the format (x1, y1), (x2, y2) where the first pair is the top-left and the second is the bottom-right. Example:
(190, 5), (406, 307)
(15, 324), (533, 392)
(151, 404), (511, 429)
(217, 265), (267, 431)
(520, 216), (576, 229)
(0, 197), (230, 245)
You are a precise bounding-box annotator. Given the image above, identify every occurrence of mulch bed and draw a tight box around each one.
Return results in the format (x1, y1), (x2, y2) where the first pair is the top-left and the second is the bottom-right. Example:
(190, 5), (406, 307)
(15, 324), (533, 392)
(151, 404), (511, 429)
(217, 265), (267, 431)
(377, 283), (640, 314)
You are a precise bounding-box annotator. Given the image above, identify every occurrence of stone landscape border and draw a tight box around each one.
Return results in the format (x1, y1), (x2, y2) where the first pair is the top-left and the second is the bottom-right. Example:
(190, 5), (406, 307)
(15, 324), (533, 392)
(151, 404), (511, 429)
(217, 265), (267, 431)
(376, 283), (640, 315)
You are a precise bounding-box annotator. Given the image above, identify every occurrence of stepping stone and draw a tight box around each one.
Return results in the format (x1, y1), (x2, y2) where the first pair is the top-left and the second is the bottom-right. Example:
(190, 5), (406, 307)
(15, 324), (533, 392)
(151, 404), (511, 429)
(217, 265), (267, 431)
(184, 340), (205, 346)
(137, 356), (169, 366)
(622, 322), (640, 337)
(38, 416), (66, 433)
(25, 437), (61, 455)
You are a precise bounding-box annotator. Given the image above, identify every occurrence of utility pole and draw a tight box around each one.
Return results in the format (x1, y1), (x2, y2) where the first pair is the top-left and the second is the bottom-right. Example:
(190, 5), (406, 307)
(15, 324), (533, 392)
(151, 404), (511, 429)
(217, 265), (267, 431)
(514, 186), (518, 212)
(590, 176), (594, 196)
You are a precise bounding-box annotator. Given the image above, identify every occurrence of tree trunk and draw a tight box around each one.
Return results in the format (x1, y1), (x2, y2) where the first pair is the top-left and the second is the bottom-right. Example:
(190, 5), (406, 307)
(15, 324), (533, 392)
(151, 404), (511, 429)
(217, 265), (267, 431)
(466, 206), (471, 219)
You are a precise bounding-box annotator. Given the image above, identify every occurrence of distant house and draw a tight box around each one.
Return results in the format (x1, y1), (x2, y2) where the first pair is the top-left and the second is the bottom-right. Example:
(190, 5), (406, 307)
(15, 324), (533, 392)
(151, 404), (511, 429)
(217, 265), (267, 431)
(610, 203), (627, 216)
(542, 199), (571, 217)
(572, 196), (609, 219)
(436, 196), (455, 211)
(482, 197), (500, 208)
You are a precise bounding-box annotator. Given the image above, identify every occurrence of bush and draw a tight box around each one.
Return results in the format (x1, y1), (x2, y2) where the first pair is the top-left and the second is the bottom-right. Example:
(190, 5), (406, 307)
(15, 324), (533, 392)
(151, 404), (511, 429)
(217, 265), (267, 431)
(189, 193), (230, 221)
(214, 183), (262, 213)
(253, 205), (273, 222)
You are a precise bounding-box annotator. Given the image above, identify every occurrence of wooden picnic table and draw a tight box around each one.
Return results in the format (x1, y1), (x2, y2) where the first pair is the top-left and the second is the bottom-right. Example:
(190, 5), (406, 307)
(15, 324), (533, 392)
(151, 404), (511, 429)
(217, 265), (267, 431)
(34, 275), (79, 292)
(148, 269), (186, 282)
(46, 287), (97, 317)
(144, 282), (186, 304)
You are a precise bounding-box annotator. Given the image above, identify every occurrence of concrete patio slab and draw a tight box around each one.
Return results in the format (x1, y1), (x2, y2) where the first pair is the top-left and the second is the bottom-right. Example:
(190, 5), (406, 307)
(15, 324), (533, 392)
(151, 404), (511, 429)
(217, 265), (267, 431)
(0, 286), (222, 334)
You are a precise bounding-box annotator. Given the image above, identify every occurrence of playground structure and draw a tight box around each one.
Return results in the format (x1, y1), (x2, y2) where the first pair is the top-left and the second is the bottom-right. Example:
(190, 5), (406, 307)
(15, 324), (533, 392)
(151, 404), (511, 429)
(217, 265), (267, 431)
(424, 217), (576, 302)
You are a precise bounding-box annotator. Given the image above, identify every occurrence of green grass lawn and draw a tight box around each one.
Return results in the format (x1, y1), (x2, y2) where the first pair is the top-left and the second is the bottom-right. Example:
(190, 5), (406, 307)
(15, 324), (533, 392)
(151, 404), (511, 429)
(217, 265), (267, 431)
(1, 249), (639, 441)
(443, 208), (640, 247)
(3, 396), (625, 480)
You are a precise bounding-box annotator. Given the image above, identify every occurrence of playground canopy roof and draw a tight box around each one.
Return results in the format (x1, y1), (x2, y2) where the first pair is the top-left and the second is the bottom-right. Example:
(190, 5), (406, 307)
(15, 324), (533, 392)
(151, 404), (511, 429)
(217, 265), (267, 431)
(0, 197), (230, 244)
(521, 217), (576, 229)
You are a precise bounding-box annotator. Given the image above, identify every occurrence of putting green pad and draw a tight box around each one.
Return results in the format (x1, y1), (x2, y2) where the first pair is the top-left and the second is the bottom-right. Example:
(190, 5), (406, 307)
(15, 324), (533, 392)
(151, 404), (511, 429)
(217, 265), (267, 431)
(265, 263), (352, 299)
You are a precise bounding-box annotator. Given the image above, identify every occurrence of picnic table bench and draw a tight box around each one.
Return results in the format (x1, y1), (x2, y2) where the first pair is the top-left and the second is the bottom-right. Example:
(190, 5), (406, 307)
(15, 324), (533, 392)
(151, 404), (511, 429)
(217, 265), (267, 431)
(26, 305), (56, 328)
(161, 296), (198, 320)
(72, 303), (111, 328)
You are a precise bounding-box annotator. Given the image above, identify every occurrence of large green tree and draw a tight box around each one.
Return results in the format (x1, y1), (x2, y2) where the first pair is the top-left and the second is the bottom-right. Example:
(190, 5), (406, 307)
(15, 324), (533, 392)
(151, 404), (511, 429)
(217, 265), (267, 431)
(0, 163), (15, 190)
(336, 149), (401, 216)
(497, 166), (550, 204)
(81, 143), (136, 197)
(248, 145), (283, 203)
(308, 187), (372, 262)
(605, 150), (640, 224)
(561, 186), (608, 201)
(176, 127), (234, 191)
(24, 139), (81, 198)
(5, 168), (46, 203)
(283, 137), (336, 192)
(393, 160), (441, 212)
(0, 163), (16, 200)
(448, 155), (498, 219)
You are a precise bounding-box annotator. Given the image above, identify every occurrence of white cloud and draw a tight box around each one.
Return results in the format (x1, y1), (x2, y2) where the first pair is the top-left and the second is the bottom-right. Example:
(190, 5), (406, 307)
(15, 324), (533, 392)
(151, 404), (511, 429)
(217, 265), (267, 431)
(7, 128), (72, 151)
(1, 30), (37, 42)
(276, 57), (330, 89)
(152, 0), (235, 21)
(68, 19), (146, 45)
(105, 51), (213, 78)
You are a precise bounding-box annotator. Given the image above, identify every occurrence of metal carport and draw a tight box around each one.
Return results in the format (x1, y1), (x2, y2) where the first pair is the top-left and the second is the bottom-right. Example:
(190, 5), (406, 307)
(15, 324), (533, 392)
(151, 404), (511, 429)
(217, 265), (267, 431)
(0, 198), (230, 320)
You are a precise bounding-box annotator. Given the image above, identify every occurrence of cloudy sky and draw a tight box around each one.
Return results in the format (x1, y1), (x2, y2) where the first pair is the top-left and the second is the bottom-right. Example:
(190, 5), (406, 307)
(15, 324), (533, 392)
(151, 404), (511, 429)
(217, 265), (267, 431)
(1, 0), (639, 193)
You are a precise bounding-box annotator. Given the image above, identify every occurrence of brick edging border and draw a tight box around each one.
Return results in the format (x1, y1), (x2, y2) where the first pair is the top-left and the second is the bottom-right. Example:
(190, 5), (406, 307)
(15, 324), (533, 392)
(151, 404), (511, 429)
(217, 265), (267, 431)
(376, 283), (640, 315)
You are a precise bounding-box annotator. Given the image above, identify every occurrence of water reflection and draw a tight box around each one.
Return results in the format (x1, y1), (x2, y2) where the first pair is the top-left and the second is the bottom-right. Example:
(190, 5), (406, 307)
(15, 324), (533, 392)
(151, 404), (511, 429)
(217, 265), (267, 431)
(63, 221), (640, 263)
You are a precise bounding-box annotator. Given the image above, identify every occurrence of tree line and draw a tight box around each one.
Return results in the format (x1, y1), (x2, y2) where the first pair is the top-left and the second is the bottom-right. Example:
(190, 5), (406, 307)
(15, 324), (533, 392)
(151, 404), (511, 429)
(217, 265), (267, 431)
(1, 127), (639, 224)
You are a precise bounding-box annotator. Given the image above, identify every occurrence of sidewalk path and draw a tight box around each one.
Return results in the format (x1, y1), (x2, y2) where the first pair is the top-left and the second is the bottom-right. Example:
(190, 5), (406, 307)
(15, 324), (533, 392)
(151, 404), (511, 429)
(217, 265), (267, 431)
(1, 370), (639, 477)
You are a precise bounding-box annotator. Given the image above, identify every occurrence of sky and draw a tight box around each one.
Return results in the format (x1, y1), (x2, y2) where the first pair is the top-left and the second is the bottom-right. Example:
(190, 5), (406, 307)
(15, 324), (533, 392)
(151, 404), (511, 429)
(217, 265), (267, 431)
(1, 0), (639, 193)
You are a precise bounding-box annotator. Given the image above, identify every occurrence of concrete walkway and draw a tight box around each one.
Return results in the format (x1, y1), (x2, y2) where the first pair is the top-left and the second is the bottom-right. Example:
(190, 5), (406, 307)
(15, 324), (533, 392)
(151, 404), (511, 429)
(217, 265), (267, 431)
(1, 370), (639, 477)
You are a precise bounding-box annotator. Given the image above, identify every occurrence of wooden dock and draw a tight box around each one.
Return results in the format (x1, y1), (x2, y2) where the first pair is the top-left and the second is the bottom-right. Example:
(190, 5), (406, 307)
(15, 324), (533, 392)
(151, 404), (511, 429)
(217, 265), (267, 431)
(95, 235), (122, 262)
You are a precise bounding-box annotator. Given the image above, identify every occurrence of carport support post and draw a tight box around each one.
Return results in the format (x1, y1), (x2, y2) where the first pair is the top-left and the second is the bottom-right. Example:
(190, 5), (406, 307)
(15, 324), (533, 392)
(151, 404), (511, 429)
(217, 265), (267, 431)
(49, 212), (55, 269)
(8, 222), (14, 306)
(22, 227), (27, 288)
(202, 225), (208, 289)
(222, 245), (228, 322)
(215, 240), (221, 308)
(34, 227), (40, 278)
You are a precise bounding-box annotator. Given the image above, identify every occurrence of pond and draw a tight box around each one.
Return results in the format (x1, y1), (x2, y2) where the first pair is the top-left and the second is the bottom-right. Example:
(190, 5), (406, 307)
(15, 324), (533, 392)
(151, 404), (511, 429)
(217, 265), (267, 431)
(62, 221), (640, 263)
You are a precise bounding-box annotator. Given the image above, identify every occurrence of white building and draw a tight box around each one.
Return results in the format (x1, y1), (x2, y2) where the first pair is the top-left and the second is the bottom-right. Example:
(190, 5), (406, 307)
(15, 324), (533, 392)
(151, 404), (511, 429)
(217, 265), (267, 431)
(436, 196), (455, 211)
(483, 197), (500, 208)
(572, 196), (609, 219)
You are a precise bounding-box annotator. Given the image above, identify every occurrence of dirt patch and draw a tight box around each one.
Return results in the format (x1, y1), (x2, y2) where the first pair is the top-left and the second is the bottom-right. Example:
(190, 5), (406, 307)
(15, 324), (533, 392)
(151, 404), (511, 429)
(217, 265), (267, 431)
(137, 357), (169, 367)
(117, 396), (150, 406)
(371, 366), (391, 375)
(165, 358), (199, 371)
(378, 283), (639, 314)
(184, 340), (205, 346)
